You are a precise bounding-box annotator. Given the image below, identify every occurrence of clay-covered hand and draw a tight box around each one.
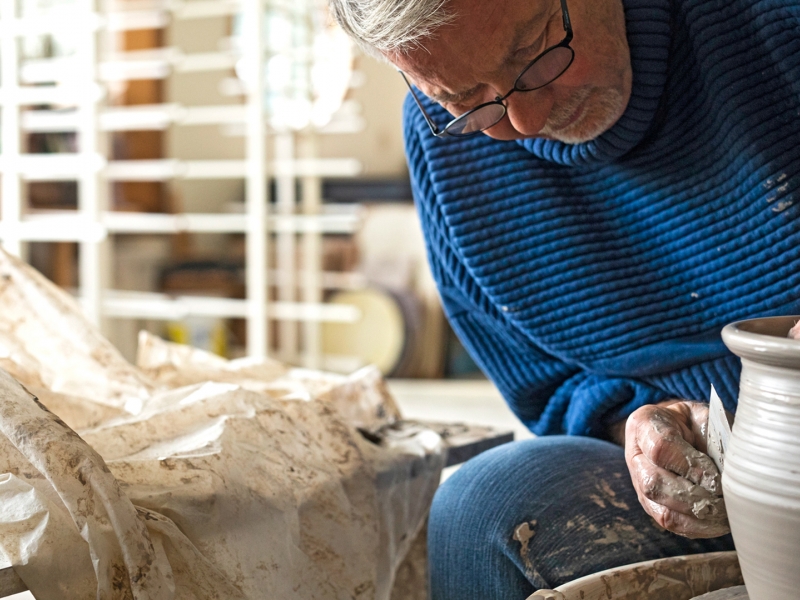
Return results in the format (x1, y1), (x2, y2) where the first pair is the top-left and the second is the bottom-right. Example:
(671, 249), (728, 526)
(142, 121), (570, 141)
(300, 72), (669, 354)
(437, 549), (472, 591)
(624, 401), (730, 539)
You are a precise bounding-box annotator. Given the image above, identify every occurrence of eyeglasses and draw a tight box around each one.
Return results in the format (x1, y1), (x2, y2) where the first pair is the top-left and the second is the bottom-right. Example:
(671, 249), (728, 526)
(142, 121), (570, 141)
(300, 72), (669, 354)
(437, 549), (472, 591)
(401, 0), (574, 138)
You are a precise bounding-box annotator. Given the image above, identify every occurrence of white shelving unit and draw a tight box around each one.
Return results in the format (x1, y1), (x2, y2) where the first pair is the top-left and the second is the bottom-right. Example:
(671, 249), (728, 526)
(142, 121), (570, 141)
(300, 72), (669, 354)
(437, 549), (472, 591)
(0, 0), (363, 361)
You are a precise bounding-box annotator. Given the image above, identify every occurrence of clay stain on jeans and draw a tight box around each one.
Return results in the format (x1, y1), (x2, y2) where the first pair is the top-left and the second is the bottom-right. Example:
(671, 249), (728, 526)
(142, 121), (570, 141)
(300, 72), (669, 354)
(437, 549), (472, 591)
(513, 520), (538, 572)
(595, 477), (630, 511)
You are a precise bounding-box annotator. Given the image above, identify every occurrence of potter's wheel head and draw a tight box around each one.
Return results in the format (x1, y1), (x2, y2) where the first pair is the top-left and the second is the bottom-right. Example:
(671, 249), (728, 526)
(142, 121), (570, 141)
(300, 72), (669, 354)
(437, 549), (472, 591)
(722, 316), (800, 369)
(690, 585), (748, 599)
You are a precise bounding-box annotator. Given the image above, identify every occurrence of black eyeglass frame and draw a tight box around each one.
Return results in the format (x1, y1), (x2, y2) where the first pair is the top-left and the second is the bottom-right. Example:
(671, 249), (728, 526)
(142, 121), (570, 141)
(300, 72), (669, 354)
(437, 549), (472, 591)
(401, 0), (574, 138)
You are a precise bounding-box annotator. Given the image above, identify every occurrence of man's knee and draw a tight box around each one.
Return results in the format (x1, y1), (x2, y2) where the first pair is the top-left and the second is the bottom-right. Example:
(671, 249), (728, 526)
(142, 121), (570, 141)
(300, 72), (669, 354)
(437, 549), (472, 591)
(429, 436), (622, 547)
(428, 436), (626, 596)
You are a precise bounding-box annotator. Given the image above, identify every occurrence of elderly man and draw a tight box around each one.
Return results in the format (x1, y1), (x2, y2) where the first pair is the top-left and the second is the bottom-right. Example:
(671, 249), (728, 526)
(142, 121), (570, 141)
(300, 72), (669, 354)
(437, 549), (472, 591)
(330, 0), (799, 597)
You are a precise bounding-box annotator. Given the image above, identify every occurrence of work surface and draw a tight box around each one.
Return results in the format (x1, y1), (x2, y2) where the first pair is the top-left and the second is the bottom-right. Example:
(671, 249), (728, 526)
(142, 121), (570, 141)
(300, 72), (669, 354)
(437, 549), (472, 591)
(388, 379), (533, 443)
(388, 379), (529, 484)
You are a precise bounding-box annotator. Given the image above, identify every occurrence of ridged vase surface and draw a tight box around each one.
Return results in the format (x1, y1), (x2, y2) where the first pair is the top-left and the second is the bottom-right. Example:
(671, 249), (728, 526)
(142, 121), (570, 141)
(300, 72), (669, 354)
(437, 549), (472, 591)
(721, 316), (800, 600)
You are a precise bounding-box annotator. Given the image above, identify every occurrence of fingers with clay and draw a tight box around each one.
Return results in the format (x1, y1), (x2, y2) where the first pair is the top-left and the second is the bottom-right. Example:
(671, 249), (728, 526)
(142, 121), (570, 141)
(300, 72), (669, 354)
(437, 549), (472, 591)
(624, 401), (730, 539)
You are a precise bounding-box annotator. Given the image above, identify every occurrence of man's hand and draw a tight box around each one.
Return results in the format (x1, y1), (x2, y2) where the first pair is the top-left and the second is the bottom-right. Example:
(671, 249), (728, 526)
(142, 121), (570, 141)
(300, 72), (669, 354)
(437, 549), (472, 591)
(623, 401), (730, 539)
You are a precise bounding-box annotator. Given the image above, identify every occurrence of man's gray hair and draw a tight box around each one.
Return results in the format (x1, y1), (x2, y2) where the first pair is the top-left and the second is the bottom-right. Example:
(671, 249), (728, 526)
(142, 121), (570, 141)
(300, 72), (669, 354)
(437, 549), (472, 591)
(328, 0), (455, 59)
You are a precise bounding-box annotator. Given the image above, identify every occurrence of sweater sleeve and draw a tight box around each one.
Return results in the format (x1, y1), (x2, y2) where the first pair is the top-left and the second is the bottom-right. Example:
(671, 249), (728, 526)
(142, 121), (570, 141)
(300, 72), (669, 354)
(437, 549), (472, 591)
(439, 274), (672, 438)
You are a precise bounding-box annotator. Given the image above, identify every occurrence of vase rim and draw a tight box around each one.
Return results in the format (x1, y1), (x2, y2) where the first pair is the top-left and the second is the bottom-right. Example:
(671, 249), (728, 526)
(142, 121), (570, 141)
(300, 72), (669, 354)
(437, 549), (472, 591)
(722, 316), (800, 370)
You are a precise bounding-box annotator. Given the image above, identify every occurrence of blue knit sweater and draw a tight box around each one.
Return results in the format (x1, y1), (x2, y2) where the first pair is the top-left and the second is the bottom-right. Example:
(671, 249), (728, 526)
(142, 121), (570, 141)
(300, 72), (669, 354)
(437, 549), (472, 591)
(403, 0), (800, 438)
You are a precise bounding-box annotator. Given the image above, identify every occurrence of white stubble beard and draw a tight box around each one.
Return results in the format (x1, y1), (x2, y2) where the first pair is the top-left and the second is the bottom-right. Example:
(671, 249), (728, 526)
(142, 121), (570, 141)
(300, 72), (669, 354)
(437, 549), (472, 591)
(539, 86), (627, 144)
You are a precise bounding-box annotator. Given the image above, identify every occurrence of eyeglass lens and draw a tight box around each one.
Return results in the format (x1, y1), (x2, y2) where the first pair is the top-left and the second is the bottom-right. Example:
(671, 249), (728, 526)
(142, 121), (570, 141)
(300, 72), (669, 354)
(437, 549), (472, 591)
(447, 103), (507, 136)
(515, 45), (573, 91)
(446, 45), (573, 136)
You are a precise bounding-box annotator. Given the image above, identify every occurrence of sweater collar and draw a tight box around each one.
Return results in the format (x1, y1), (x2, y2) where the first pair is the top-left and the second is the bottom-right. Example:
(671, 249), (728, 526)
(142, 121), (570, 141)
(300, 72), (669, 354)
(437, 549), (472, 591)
(518, 0), (672, 166)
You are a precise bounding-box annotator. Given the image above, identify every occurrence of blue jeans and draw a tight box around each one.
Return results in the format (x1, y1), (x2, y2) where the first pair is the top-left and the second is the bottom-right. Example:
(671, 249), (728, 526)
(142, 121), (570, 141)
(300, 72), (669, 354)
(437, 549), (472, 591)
(428, 436), (735, 600)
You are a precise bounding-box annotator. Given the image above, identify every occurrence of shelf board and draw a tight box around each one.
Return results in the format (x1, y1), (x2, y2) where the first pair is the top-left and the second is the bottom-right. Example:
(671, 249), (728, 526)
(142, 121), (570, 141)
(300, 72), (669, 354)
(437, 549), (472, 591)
(0, 154), (105, 180)
(20, 49), (239, 85)
(0, 157), (362, 181)
(106, 159), (361, 180)
(103, 211), (361, 234)
(0, 84), (105, 106)
(100, 291), (360, 322)
(0, 211), (361, 239)
(24, 105), (250, 133)
(0, 13), (102, 37)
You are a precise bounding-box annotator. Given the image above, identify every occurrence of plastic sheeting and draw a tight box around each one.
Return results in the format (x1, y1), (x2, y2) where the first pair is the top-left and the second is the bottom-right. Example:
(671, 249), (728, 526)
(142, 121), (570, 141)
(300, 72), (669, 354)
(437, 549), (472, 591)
(0, 250), (444, 599)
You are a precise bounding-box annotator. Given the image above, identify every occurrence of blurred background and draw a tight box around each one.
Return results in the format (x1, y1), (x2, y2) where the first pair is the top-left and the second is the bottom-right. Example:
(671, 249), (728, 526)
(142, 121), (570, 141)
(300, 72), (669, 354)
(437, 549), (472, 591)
(0, 0), (530, 439)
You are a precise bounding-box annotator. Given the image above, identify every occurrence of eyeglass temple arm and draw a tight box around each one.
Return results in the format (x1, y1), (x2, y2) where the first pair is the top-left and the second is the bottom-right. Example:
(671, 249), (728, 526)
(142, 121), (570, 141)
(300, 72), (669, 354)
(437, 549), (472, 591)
(399, 71), (447, 137)
(560, 0), (573, 40)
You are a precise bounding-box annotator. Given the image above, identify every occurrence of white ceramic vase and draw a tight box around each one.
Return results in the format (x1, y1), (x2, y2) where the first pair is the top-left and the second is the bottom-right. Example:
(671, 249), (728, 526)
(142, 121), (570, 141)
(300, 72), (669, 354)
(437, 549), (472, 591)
(721, 316), (800, 600)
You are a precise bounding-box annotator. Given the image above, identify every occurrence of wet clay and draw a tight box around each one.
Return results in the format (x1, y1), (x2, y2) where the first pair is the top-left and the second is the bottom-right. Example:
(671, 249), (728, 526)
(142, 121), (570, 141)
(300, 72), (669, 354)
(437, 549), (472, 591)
(643, 410), (727, 532)
(691, 585), (749, 599)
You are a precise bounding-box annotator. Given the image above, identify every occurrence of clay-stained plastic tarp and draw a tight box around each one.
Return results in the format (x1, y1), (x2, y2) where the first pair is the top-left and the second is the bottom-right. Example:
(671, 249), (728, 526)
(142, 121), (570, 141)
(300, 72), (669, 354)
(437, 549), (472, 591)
(0, 250), (444, 600)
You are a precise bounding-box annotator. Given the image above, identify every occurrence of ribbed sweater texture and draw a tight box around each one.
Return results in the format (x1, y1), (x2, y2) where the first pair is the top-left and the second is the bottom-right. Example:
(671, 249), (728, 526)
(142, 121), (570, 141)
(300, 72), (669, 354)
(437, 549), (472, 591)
(403, 0), (800, 437)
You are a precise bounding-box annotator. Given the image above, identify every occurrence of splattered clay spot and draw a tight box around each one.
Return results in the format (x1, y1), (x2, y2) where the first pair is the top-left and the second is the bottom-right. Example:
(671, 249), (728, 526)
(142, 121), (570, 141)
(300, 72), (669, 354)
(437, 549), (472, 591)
(513, 520), (538, 572)
(597, 479), (630, 511)
(588, 494), (606, 509)
(514, 521), (537, 552)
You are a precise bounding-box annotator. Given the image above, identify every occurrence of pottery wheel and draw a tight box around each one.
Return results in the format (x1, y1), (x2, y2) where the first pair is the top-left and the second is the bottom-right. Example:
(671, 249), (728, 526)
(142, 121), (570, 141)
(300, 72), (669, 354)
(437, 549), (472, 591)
(690, 585), (749, 599)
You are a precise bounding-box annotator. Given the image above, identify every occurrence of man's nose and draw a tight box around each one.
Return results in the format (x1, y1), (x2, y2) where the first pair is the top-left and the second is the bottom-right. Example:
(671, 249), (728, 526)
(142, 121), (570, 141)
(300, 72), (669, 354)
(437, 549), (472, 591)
(503, 90), (553, 136)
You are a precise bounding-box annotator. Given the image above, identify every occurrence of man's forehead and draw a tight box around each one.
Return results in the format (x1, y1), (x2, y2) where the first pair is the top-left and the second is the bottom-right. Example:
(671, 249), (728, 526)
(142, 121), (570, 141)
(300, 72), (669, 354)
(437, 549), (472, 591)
(391, 0), (554, 100)
(392, 50), (440, 82)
